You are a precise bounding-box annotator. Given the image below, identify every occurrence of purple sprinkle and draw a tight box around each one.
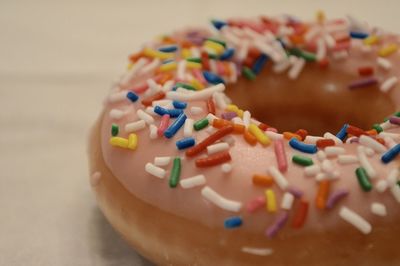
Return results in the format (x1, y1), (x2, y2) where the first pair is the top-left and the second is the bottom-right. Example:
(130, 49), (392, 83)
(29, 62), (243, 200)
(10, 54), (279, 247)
(265, 211), (288, 238)
(348, 78), (378, 89)
(288, 186), (304, 198)
(326, 189), (349, 209)
(389, 116), (400, 125)
(221, 111), (237, 120)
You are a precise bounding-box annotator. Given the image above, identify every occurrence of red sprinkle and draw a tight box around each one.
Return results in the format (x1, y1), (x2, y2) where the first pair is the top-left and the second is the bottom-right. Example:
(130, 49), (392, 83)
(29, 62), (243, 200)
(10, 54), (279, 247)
(195, 151), (231, 167)
(258, 122), (270, 131)
(157, 114), (170, 137)
(318, 58), (329, 68)
(141, 91), (166, 107)
(295, 129), (308, 141)
(346, 125), (366, 137)
(201, 51), (210, 71)
(358, 66), (374, 76)
(207, 98), (216, 115)
(292, 200), (309, 229)
(316, 139), (336, 148)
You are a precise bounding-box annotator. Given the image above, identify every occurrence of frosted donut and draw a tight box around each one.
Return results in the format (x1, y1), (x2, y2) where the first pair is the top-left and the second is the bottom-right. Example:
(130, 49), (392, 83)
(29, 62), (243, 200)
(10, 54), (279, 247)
(88, 13), (400, 265)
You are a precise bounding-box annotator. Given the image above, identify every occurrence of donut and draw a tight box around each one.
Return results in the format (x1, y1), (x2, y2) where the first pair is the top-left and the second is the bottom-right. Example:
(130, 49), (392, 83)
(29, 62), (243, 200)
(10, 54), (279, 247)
(88, 12), (400, 266)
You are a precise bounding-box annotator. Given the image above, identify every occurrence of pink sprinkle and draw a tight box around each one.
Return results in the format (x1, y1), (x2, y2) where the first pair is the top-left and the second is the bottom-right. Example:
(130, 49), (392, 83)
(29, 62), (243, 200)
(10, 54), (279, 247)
(157, 114), (170, 137)
(266, 127), (278, 133)
(246, 196), (265, 213)
(132, 83), (148, 94)
(216, 61), (226, 76)
(274, 139), (288, 172)
(192, 69), (207, 84)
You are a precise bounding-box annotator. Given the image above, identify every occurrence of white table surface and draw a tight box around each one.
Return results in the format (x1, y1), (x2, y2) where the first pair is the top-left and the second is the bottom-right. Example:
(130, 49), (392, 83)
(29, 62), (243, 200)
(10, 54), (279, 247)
(1, 0), (398, 265)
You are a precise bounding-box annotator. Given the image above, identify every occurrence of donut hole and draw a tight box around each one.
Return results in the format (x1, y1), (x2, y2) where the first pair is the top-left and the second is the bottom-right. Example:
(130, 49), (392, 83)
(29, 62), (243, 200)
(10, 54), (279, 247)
(226, 65), (396, 136)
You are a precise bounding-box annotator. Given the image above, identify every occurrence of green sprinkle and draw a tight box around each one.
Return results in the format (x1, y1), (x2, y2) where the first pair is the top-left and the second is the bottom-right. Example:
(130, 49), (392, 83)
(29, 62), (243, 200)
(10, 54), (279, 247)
(397, 180), (400, 187)
(395, 111), (400, 117)
(372, 124), (383, 133)
(111, 124), (119, 136)
(186, 57), (202, 63)
(208, 53), (218, 60)
(292, 155), (314, 166)
(356, 167), (372, 192)
(169, 157), (181, 188)
(242, 67), (256, 80)
(193, 118), (209, 131)
(207, 38), (226, 47)
(175, 82), (196, 91)
(289, 48), (316, 62)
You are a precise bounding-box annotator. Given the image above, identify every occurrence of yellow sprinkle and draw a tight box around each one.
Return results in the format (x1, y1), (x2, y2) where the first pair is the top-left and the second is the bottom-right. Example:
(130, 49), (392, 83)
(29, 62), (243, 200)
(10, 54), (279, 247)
(186, 61), (202, 69)
(159, 62), (177, 72)
(181, 48), (191, 59)
(127, 62), (133, 70)
(127, 133), (138, 150)
(248, 124), (271, 146)
(226, 104), (244, 118)
(316, 10), (325, 23)
(378, 43), (398, 57)
(143, 47), (174, 60)
(204, 40), (225, 55)
(265, 189), (277, 213)
(190, 78), (205, 90)
(363, 35), (379, 45)
(110, 137), (129, 148)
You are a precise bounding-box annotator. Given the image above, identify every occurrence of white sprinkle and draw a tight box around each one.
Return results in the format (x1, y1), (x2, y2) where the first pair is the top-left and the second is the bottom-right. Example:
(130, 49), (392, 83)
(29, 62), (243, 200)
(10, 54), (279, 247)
(357, 146), (377, 178)
(241, 247), (273, 256)
(304, 135), (324, 144)
(180, 175), (206, 189)
(154, 156), (171, 166)
(109, 109), (125, 120)
(304, 164), (321, 177)
(317, 150), (327, 161)
(183, 118), (194, 137)
(288, 57), (306, 80)
(254, 40), (282, 62)
(315, 172), (328, 181)
(166, 83), (225, 101)
(90, 171), (102, 187)
(145, 163), (166, 179)
(213, 92), (227, 109)
(325, 146), (345, 157)
(190, 106), (203, 115)
(390, 184), (400, 203)
(304, 26), (321, 42)
(383, 136), (397, 149)
(359, 135), (387, 153)
(145, 106), (157, 116)
(376, 179), (388, 193)
(265, 131), (284, 140)
(109, 90), (128, 103)
(243, 111), (251, 129)
(236, 41), (249, 61)
(332, 50), (348, 60)
(380, 76), (398, 93)
(316, 37), (327, 61)
(273, 59), (291, 73)
(364, 147), (375, 157)
(201, 186), (242, 212)
(339, 206), (372, 234)
(207, 143), (230, 155)
(280, 192), (295, 210)
(162, 80), (174, 92)
(206, 113), (217, 124)
(221, 163), (232, 173)
(371, 202), (387, 216)
(321, 159), (334, 174)
(231, 117), (244, 125)
(222, 135), (235, 146)
(120, 58), (148, 87)
(268, 166), (289, 190)
(138, 58), (161, 75)
(379, 121), (396, 131)
(137, 109), (154, 125)
(323, 132), (343, 144)
(149, 124), (158, 139)
(377, 57), (392, 71)
(145, 79), (161, 95)
(176, 60), (187, 81)
(152, 99), (172, 108)
(338, 155), (359, 164)
(379, 131), (400, 141)
(323, 33), (336, 48)
(125, 120), (146, 133)
(387, 168), (399, 185)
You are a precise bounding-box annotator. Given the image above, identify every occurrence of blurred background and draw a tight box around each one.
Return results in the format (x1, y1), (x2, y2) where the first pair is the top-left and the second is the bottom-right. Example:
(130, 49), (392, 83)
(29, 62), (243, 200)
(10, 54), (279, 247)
(0, 0), (397, 265)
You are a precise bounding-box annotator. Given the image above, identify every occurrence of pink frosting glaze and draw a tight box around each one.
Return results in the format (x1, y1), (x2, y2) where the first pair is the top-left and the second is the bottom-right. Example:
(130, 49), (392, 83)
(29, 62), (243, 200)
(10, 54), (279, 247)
(99, 15), (400, 237)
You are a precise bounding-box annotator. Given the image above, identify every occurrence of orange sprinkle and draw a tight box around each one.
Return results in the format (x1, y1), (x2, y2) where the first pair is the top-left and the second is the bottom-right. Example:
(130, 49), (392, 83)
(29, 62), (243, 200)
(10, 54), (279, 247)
(283, 132), (302, 141)
(252, 174), (274, 187)
(207, 98), (216, 115)
(318, 58), (330, 68)
(129, 52), (143, 63)
(258, 122), (270, 131)
(365, 129), (378, 136)
(223, 62), (232, 76)
(181, 40), (194, 48)
(295, 129), (308, 141)
(316, 180), (330, 210)
(212, 119), (244, 134)
(346, 125), (366, 137)
(376, 137), (386, 146)
(195, 151), (231, 167)
(158, 73), (173, 85)
(292, 200), (309, 229)
(289, 34), (304, 45)
(141, 91), (166, 107)
(244, 130), (257, 146)
(316, 139), (336, 148)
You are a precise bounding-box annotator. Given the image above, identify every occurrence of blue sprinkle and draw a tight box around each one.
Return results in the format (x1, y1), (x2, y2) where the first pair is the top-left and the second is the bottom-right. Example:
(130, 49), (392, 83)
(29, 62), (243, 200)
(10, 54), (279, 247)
(126, 91), (139, 102)
(168, 109), (183, 118)
(220, 48), (235, 60)
(158, 45), (178, 53)
(173, 100), (187, 109)
(381, 144), (400, 164)
(336, 124), (349, 141)
(203, 71), (225, 85)
(289, 138), (318, 154)
(350, 31), (369, 39)
(154, 106), (183, 118)
(252, 54), (269, 75)
(164, 113), (187, 139)
(224, 216), (243, 229)
(176, 137), (195, 150)
(211, 19), (227, 30)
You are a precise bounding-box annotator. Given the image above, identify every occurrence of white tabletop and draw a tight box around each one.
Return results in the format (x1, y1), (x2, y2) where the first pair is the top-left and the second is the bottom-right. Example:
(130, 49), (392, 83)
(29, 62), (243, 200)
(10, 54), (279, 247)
(0, 0), (398, 265)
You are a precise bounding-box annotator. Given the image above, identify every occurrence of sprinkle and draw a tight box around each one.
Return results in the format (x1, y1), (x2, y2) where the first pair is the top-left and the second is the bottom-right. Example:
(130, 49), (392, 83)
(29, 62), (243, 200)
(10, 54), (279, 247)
(246, 196), (265, 213)
(207, 98), (216, 115)
(268, 166), (289, 190)
(127, 133), (138, 150)
(337, 155), (359, 164)
(292, 200), (309, 229)
(158, 45), (177, 53)
(323, 132), (343, 144)
(335, 124), (348, 140)
(288, 57), (306, 79)
(221, 112), (237, 120)
(221, 163), (232, 173)
(274, 140), (288, 172)
(125, 120), (146, 133)
(109, 137), (128, 148)
(316, 139), (336, 148)
(141, 91), (166, 106)
(190, 106), (203, 115)
(220, 48), (235, 60)
(143, 47), (174, 60)
(224, 216), (243, 229)
(325, 146), (345, 157)
(381, 144), (400, 164)
(377, 57), (392, 70)
(358, 66), (374, 76)
(169, 157), (181, 188)
(326, 189), (349, 209)
(376, 180), (388, 193)
(304, 135), (324, 144)
(350, 31), (368, 39)
(316, 180), (330, 209)
(348, 77), (377, 89)
(371, 202), (387, 216)
(164, 113), (187, 139)
(172, 100), (187, 109)
(357, 146), (376, 178)
(265, 211), (289, 238)
(154, 156), (171, 166)
(390, 184), (400, 203)
(109, 109), (125, 120)
(248, 124), (271, 146)
(156, 114), (170, 137)
(387, 168), (400, 185)
(242, 66), (256, 80)
(359, 135), (387, 153)
(145, 163), (166, 179)
(363, 35), (379, 45)
(317, 150), (327, 161)
(166, 83), (225, 101)
(355, 167), (372, 192)
(159, 62), (177, 72)
(241, 247), (273, 256)
(137, 109), (154, 125)
(389, 116), (400, 125)
(207, 142), (229, 155)
(201, 186), (242, 212)
(265, 189), (277, 212)
(252, 54), (269, 75)
(378, 43), (398, 57)
(120, 58), (148, 87)
(292, 155), (313, 166)
(149, 124), (158, 139)
(289, 138), (317, 154)
(203, 71), (225, 85)
(183, 118), (194, 137)
(252, 174), (274, 187)
(280, 192), (295, 210)
(195, 151), (231, 167)
(126, 91), (139, 102)
(176, 137), (195, 150)
(111, 124), (119, 136)
(339, 206), (372, 234)
(186, 125), (233, 157)
(380, 76), (398, 93)
(193, 118), (209, 131)
(304, 164), (321, 177)
(180, 174), (206, 189)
